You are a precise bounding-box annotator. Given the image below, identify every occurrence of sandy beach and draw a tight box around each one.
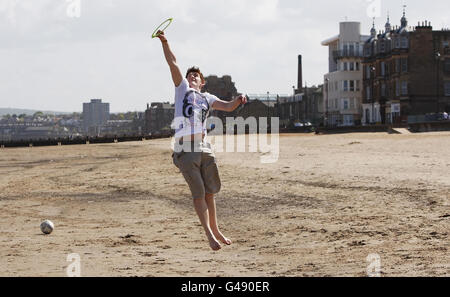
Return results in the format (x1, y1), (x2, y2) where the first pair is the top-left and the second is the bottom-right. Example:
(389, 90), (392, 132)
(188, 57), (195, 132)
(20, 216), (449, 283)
(0, 132), (448, 277)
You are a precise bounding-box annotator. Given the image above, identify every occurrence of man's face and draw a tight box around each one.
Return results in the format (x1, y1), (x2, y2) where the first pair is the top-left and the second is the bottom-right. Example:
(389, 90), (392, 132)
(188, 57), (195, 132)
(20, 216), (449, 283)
(187, 71), (205, 91)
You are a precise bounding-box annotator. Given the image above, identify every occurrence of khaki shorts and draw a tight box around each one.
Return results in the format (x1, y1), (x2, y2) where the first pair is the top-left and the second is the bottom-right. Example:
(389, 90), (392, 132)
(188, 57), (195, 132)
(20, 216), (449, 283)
(172, 141), (221, 199)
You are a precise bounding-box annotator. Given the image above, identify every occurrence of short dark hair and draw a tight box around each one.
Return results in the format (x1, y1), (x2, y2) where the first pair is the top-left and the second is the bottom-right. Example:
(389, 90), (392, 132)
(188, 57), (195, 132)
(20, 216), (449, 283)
(186, 66), (205, 82)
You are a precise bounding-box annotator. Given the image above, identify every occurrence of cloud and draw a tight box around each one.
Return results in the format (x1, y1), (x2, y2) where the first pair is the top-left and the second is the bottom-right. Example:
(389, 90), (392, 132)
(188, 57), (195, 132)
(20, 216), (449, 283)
(249, 0), (279, 23)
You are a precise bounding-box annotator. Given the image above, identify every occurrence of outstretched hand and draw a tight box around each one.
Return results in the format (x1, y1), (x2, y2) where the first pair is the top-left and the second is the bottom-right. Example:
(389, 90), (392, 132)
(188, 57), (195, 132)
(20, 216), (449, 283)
(156, 30), (167, 42)
(237, 95), (248, 105)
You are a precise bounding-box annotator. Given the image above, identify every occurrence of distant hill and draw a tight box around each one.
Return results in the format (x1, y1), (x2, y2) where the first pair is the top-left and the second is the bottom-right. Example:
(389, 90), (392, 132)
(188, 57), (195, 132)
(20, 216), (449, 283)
(0, 108), (73, 117)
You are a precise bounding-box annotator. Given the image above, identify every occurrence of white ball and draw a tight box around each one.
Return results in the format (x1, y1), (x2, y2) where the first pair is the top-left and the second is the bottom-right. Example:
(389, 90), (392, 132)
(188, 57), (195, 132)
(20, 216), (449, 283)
(40, 220), (54, 235)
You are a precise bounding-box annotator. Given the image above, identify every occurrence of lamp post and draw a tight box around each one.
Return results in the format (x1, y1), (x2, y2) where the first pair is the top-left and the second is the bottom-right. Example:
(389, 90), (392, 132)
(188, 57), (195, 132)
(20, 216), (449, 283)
(325, 78), (329, 127)
(436, 52), (441, 113)
(266, 91), (270, 126)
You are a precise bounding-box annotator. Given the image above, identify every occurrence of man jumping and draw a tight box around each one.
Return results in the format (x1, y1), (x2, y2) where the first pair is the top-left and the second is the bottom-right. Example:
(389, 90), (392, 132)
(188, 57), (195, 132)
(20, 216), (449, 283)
(156, 31), (247, 251)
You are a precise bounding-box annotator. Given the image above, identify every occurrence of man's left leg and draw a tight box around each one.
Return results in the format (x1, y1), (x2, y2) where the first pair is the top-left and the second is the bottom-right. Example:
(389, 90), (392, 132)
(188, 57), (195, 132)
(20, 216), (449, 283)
(205, 193), (231, 245)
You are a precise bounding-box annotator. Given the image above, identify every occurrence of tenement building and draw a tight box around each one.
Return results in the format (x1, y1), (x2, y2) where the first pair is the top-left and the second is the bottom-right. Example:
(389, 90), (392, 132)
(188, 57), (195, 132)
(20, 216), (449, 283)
(144, 102), (174, 135)
(362, 11), (450, 125)
(203, 74), (239, 123)
(276, 86), (323, 128)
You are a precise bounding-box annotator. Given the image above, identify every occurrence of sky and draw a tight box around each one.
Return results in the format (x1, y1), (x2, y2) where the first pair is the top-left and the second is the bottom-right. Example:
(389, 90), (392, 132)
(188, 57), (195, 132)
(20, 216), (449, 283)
(0, 0), (449, 113)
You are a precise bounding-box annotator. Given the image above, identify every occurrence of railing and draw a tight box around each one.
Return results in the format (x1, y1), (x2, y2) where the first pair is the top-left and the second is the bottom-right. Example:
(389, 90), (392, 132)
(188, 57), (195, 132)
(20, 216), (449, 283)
(333, 50), (364, 60)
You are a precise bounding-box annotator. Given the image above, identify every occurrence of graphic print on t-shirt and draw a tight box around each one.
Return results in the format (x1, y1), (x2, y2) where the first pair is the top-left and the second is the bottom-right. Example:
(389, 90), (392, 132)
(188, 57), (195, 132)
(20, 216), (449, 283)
(182, 90), (210, 128)
(173, 78), (218, 139)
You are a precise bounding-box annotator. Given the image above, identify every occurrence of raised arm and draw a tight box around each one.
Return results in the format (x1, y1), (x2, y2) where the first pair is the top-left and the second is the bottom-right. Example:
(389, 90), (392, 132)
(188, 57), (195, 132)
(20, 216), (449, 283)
(212, 95), (248, 112)
(157, 31), (183, 87)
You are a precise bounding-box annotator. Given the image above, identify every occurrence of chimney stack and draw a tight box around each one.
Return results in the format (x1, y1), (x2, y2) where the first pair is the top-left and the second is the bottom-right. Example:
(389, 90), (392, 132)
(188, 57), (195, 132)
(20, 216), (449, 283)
(297, 55), (303, 94)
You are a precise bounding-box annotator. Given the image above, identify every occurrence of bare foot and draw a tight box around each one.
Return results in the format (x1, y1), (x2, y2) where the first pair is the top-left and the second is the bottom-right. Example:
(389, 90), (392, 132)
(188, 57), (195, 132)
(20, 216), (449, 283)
(213, 231), (232, 245)
(208, 236), (222, 251)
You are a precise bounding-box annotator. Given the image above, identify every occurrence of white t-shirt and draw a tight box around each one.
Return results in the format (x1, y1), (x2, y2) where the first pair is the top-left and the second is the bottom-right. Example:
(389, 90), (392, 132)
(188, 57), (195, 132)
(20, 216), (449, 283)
(172, 78), (218, 139)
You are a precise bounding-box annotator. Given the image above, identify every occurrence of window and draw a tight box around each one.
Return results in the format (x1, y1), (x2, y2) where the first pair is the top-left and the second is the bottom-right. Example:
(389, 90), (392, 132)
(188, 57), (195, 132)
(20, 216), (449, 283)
(443, 41), (449, 48)
(344, 62), (348, 71)
(350, 62), (355, 71)
(344, 81), (348, 92)
(350, 80), (355, 92)
(350, 98), (355, 109)
(401, 81), (408, 95)
(396, 59), (400, 73)
(401, 58), (408, 73)
(401, 37), (408, 48)
(343, 115), (354, 126)
(364, 45), (371, 57)
(396, 81), (400, 96)
(445, 82), (450, 96)
(366, 66), (371, 78)
(349, 44), (355, 56)
(395, 38), (400, 48)
(366, 86), (372, 100)
(356, 80), (360, 91)
(381, 83), (386, 96)
(444, 59), (450, 74)
(335, 81), (338, 91)
(356, 62), (360, 71)
(343, 99), (349, 110)
(381, 62), (386, 76)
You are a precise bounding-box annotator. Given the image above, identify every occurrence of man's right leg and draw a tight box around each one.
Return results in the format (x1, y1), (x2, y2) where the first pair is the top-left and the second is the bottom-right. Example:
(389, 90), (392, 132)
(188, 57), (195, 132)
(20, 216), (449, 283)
(193, 197), (221, 251)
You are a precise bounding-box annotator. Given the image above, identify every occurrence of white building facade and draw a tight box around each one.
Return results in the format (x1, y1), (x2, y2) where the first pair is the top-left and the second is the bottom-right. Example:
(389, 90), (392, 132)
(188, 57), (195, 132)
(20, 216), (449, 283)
(322, 22), (370, 126)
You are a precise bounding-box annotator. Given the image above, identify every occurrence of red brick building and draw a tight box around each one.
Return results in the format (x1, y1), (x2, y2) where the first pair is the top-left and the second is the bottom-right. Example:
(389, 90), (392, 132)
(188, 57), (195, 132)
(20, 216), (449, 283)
(362, 12), (450, 125)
